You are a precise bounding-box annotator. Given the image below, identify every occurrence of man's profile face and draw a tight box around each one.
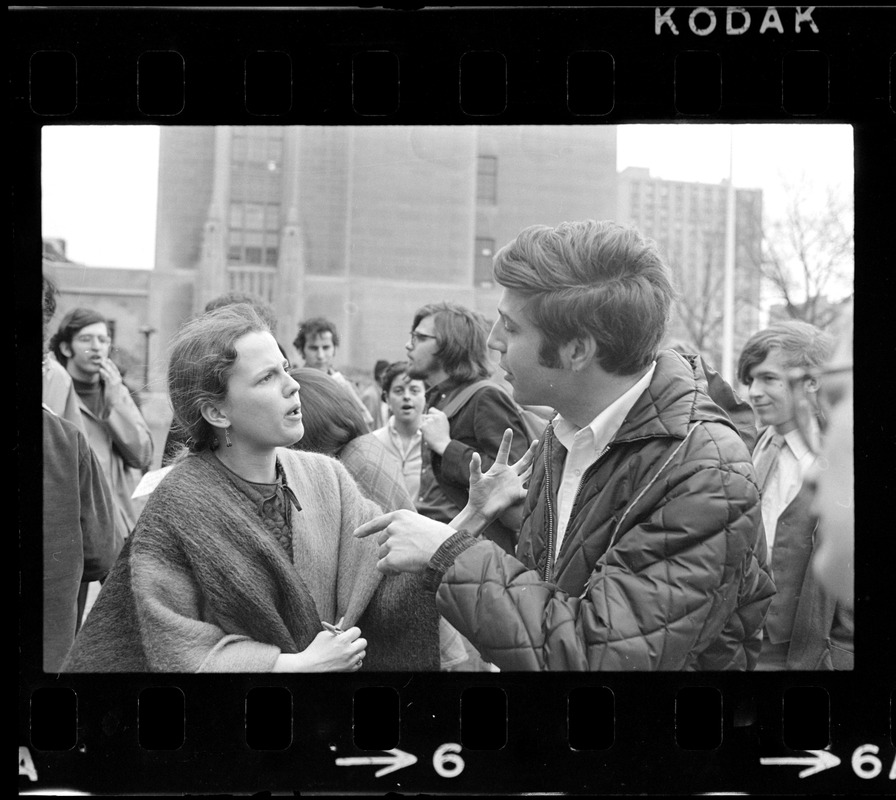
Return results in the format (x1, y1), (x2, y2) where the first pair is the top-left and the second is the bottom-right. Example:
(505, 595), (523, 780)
(745, 348), (797, 433)
(303, 332), (336, 372)
(406, 315), (440, 382)
(488, 289), (560, 407)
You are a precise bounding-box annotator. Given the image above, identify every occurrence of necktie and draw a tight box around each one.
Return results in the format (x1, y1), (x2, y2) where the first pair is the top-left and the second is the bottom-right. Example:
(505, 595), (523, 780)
(754, 433), (785, 492)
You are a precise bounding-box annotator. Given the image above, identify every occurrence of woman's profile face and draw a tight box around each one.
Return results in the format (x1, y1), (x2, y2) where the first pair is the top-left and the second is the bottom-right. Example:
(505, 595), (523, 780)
(218, 331), (304, 452)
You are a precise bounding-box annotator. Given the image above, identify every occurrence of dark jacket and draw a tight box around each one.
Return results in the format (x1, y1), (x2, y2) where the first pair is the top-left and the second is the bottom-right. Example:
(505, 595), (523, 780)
(42, 407), (122, 672)
(418, 379), (530, 553)
(427, 350), (775, 670)
(756, 442), (854, 670)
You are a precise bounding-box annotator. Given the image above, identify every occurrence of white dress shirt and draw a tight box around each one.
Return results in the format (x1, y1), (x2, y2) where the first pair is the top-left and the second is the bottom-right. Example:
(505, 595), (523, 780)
(754, 427), (815, 551)
(551, 362), (656, 557)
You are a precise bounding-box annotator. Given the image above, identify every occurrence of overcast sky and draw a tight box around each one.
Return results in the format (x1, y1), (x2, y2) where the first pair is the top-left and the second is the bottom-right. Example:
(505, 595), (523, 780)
(41, 123), (853, 272)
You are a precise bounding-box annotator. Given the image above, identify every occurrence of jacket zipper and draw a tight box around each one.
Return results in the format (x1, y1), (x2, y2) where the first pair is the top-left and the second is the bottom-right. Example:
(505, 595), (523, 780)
(542, 430), (556, 582)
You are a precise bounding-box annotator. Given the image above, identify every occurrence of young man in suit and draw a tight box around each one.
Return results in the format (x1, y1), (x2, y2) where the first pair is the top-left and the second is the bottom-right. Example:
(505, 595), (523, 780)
(738, 320), (853, 670)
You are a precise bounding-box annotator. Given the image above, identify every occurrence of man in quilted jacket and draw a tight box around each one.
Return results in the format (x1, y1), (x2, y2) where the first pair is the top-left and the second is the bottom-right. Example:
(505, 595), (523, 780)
(357, 219), (775, 671)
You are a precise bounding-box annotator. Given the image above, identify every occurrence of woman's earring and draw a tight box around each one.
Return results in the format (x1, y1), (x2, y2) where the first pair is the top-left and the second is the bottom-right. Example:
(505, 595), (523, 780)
(225, 427), (232, 447)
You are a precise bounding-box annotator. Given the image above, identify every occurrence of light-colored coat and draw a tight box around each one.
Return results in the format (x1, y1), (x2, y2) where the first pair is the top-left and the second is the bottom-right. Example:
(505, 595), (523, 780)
(73, 379), (153, 535)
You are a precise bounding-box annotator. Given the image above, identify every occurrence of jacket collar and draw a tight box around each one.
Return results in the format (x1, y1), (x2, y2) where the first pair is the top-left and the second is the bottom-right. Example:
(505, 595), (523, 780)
(609, 349), (739, 443)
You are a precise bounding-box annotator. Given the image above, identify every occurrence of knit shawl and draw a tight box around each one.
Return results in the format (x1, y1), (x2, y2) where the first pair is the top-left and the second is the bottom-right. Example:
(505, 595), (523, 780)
(63, 448), (438, 672)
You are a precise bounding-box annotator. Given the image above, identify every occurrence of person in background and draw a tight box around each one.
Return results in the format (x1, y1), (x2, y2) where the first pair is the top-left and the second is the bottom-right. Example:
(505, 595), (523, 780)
(42, 276), (86, 435)
(406, 301), (530, 555)
(360, 359), (390, 431)
(293, 316), (374, 430)
(290, 367), (417, 520)
(41, 275), (122, 670)
(162, 291), (286, 465)
(287, 366), (440, 669)
(805, 303), (854, 609)
(63, 304), (436, 672)
(370, 360), (469, 671)
(371, 361), (426, 502)
(357, 219), (773, 671)
(738, 320), (852, 670)
(49, 308), (154, 539)
(406, 301), (535, 672)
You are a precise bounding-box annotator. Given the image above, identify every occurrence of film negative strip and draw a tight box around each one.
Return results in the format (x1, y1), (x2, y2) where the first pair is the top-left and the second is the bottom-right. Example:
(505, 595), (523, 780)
(13, 5), (894, 796)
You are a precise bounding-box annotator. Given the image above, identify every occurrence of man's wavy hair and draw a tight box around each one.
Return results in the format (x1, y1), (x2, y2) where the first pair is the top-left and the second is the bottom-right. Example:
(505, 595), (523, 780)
(49, 307), (108, 366)
(492, 220), (674, 376)
(412, 302), (492, 383)
(167, 303), (270, 453)
(293, 317), (339, 354)
(737, 320), (834, 387)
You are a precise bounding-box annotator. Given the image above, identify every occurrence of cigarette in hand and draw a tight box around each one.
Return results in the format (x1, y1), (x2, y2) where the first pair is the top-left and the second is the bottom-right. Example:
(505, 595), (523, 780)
(321, 616), (346, 635)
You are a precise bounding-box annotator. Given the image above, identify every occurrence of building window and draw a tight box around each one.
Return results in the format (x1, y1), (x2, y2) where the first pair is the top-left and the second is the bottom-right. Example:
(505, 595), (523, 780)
(477, 155), (497, 204)
(474, 237), (496, 285)
(228, 128), (284, 266)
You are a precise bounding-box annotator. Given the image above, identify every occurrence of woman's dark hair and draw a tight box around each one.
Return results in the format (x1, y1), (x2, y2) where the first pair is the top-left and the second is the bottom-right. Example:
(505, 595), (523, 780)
(48, 307), (108, 366)
(204, 291), (278, 329)
(288, 367), (368, 457)
(167, 303), (270, 453)
(378, 360), (411, 401)
(42, 275), (59, 349)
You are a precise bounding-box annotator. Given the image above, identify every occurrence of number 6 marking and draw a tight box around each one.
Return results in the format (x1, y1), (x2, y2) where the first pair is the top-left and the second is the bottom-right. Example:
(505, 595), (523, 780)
(433, 742), (465, 778)
(852, 744), (882, 779)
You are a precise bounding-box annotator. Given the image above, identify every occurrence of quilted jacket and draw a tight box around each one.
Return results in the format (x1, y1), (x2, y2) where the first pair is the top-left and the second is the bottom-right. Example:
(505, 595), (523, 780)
(429, 349), (775, 671)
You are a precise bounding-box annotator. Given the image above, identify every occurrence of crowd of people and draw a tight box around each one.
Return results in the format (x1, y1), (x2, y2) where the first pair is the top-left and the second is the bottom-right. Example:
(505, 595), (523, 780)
(40, 218), (855, 673)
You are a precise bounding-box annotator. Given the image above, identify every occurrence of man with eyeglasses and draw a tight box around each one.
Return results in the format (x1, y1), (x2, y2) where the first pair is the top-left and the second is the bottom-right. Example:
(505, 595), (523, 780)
(406, 302), (533, 672)
(737, 319), (854, 670)
(406, 302), (531, 557)
(49, 307), (154, 543)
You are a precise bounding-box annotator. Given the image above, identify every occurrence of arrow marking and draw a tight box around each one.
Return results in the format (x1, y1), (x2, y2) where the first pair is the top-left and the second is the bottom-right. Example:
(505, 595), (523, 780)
(760, 749), (841, 779)
(335, 748), (418, 778)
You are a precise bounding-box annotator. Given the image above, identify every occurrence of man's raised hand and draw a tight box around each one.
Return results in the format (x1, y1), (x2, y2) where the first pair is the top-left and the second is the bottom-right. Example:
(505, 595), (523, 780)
(467, 428), (539, 524)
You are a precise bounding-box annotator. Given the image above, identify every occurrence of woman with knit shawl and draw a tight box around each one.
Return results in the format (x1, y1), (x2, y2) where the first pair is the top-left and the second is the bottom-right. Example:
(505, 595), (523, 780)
(63, 304), (439, 672)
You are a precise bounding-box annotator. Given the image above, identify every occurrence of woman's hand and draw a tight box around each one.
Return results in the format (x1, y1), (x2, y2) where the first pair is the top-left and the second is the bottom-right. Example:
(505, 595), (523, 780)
(465, 429), (539, 524)
(273, 627), (367, 672)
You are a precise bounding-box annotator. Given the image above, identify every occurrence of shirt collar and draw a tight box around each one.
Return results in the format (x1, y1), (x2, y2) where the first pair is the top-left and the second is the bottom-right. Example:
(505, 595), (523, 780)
(425, 376), (461, 406)
(553, 362), (656, 454)
(388, 416), (421, 438)
(782, 427), (811, 461)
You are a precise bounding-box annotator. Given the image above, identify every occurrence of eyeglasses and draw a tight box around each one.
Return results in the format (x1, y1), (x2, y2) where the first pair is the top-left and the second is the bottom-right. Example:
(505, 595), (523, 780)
(408, 330), (438, 346)
(74, 334), (111, 346)
(787, 364), (853, 454)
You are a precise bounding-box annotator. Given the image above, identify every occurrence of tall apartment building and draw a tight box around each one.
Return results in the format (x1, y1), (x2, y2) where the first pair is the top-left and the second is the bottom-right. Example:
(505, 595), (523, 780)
(150, 125), (619, 384)
(617, 167), (763, 374)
